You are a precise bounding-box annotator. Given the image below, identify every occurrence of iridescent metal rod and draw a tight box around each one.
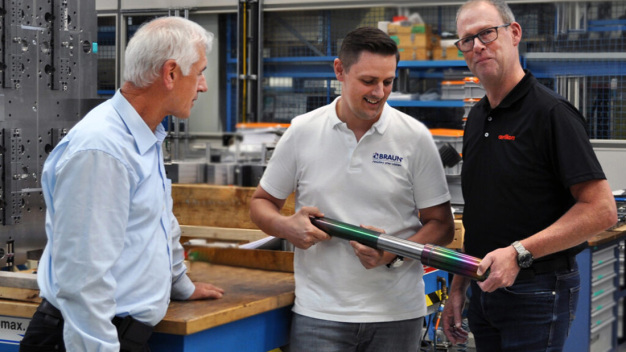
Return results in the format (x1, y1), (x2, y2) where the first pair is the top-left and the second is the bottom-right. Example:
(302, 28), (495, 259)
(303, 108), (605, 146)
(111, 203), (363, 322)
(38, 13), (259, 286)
(310, 216), (488, 281)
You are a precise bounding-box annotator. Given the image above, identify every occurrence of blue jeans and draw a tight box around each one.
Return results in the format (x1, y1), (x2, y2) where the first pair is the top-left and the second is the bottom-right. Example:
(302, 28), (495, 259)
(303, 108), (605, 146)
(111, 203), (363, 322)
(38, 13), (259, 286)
(288, 313), (424, 352)
(468, 264), (580, 352)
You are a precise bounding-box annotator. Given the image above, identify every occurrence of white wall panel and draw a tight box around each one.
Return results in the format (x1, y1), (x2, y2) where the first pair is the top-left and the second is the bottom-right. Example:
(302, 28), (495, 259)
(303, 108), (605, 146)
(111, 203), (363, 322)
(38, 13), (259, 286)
(96, 0), (117, 11)
(187, 14), (222, 133)
(118, 0), (236, 11)
(592, 140), (626, 191)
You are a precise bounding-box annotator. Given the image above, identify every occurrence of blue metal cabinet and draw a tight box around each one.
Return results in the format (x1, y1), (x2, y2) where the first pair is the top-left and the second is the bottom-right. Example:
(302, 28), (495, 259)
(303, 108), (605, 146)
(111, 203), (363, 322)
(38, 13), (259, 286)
(565, 242), (620, 352)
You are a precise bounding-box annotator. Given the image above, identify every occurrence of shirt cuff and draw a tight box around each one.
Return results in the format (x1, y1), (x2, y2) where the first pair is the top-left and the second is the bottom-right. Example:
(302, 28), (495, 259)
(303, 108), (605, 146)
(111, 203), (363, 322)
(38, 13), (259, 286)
(171, 274), (196, 300)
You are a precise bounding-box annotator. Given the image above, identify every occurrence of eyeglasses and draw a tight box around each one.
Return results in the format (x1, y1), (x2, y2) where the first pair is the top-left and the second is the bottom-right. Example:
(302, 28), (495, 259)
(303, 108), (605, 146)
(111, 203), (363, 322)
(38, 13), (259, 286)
(454, 24), (511, 52)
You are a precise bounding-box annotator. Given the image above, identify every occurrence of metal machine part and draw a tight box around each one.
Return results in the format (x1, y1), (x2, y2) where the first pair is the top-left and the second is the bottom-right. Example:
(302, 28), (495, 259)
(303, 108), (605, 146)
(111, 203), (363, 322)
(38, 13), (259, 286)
(165, 160), (207, 183)
(0, 0), (98, 268)
(310, 216), (488, 281)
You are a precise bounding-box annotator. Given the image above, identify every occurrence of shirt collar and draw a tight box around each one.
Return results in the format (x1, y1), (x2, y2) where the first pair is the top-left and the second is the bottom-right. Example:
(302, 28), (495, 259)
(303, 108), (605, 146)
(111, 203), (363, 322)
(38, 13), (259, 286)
(328, 96), (390, 135)
(492, 70), (534, 110)
(111, 90), (164, 155)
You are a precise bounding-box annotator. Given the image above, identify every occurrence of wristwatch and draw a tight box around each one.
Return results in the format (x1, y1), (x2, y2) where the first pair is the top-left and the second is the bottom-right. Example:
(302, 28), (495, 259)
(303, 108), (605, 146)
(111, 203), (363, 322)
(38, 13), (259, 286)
(386, 255), (404, 269)
(511, 241), (533, 269)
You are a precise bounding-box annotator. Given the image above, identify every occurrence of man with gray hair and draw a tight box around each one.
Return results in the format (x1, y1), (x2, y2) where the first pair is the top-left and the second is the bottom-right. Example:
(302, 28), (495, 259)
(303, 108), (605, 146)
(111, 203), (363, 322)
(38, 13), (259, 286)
(20, 16), (224, 352)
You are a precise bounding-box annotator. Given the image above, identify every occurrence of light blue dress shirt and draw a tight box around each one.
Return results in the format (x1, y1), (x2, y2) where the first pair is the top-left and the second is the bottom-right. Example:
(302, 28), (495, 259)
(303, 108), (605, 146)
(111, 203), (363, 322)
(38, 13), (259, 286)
(37, 90), (196, 351)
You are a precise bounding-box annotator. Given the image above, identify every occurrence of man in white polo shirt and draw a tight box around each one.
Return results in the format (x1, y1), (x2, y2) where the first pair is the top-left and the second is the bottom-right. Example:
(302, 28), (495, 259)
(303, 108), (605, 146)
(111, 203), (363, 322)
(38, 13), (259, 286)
(249, 26), (454, 351)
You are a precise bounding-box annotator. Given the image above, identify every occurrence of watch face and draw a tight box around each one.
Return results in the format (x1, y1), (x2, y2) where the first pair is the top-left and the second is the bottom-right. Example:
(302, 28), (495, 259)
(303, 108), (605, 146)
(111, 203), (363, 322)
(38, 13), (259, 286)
(388, 256), (404, 268)
(518, 252), (533, 269)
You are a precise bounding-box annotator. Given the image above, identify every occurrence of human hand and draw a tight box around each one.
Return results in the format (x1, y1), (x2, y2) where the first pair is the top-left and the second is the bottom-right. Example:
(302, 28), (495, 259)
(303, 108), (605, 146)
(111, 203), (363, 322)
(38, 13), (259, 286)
(349, 225), (387, 269)
(187, 282), (225, 300)
(442, 291), (469, 344)
(476, 245), (520, 292)
(279, 207), (330, 250)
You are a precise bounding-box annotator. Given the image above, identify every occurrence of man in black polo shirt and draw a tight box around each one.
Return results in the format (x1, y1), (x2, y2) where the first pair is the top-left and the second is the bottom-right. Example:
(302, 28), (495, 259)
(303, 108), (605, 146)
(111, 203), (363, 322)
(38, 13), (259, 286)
(442, 0), (618, 351)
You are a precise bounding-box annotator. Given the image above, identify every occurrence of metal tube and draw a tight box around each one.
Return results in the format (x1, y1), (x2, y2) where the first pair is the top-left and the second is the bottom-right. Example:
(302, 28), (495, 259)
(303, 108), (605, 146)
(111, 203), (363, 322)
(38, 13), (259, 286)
(421, 244), (486, 281)
(376, 234), (425, 260)
(309, 217), (379, 248)
(310, 216), (488, 281)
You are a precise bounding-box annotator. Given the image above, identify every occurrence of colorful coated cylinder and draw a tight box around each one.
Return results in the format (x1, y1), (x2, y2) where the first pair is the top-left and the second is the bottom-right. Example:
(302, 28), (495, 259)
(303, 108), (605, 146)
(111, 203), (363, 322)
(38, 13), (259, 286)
(310, 216), (487, 281)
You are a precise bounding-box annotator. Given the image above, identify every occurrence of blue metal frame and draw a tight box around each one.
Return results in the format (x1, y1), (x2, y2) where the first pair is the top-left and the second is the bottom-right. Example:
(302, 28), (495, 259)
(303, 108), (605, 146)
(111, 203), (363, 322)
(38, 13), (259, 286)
(526, 59), (626, 79)
(225, 15), (237, 132)
(148, 306), (291, 352)
(388, 100), (464, 108)
(0, 344), (18, 352)
(588, 19), (626, 32)
(397, 60), (467, 69)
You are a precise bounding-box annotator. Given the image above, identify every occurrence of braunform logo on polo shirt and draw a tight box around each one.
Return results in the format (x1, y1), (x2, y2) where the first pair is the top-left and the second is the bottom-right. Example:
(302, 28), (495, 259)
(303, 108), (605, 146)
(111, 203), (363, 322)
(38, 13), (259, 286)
(498, 134), (516, 140)
(372, 152), (403, 167)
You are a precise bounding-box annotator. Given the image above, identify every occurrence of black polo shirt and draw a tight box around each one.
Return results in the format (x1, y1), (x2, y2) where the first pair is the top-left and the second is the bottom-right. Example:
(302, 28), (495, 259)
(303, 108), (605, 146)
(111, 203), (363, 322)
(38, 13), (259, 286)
(461, 71), (606, 259)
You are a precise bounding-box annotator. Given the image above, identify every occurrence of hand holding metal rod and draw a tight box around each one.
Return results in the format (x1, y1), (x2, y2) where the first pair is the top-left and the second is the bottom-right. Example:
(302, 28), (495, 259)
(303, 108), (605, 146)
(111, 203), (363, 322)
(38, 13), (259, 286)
(309, 216), (488, 281)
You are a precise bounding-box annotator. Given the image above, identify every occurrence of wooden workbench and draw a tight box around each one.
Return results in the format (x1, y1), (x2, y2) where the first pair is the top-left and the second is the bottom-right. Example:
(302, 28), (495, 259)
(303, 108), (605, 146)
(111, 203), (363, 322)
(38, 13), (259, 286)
(148, 260), (295, 352)
(154, 261), (294, 335)
(0, 259), (295, 352)
(587, 224), (626, 247)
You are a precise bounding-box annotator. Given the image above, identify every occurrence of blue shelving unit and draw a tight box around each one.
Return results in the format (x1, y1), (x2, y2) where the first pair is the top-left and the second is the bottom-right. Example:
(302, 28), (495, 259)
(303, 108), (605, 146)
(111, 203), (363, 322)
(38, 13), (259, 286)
(261, 57), (469, 116)
(564, 240), (621, 352)
(388, 100), (464, 108)
(525, 53), (626, 78)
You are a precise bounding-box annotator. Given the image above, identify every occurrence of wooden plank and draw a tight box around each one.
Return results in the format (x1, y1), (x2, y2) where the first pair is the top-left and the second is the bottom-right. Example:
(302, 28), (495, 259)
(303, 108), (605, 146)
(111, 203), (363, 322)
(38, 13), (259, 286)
(180, 225), (269, 243)
(0, 287), (41, 303)
(0, 300), (37, 318)
(186, 247), (294, 273)
(155, 262), (294, 335)
(609, 223), (626, 232)
(172, 184), (295, 228)
(0, 271), (39, 289)
(588, 229), (626, 246)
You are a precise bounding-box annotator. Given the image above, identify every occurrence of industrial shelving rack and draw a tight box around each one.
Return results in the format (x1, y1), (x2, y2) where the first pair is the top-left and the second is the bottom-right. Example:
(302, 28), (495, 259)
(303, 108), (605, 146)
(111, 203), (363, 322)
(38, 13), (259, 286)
(226, 1), (626, 140)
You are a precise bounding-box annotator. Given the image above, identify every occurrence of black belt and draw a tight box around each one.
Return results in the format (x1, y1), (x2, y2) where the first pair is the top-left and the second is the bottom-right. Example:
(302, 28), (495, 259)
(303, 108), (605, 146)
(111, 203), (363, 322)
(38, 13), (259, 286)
(37, 298), (64, 326)
(516, 254), (576, 281)
(112, 315), (153, 351)
(37, 298), (153, 351)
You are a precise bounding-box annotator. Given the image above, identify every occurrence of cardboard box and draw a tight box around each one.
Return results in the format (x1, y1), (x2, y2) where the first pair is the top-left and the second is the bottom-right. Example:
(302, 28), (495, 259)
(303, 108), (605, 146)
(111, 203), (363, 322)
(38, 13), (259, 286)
(411, 23), (430, 34)
(433, 46), (465, 60)
(392, 33), (433, 48)
(398, 46), (431, 61)
(387, 23), (414, 35)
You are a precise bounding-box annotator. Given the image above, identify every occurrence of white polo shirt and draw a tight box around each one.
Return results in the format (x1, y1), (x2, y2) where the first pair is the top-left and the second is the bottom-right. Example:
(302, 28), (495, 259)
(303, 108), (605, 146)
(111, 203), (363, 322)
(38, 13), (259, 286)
(260, 97), (450, 322)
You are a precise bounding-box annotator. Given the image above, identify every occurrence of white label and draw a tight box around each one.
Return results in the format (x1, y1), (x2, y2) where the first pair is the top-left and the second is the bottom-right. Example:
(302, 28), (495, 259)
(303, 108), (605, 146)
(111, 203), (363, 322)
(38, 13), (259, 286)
(0, 315), (30, 344)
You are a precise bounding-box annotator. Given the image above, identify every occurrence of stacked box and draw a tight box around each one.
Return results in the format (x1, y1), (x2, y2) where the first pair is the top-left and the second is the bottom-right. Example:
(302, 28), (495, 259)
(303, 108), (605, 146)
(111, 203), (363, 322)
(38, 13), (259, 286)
(463, 98), (481, 122)
(389, 23), (433, 61)
(441, 80), (465, 100)
(397, 47), (430, 61)
(433, 46), (464, 60)
(464, 76), (486, 99)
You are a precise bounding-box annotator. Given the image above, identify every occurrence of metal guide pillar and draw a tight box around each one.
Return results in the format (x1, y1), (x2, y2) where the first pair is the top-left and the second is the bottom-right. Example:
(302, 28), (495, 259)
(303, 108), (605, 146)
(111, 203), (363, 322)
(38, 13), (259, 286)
(167, 7), (193, 161)
(237, 0), (263, 124)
